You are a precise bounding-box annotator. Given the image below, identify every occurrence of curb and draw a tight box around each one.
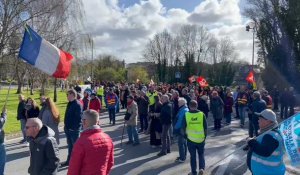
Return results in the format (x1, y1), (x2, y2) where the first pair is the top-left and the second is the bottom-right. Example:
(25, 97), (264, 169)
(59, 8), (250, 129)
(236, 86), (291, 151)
(6, 108), (110, 141)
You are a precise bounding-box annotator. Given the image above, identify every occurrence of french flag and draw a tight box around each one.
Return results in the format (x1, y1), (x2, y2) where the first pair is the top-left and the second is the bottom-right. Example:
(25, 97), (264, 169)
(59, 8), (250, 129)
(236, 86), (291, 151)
(19, 26), (73, 79)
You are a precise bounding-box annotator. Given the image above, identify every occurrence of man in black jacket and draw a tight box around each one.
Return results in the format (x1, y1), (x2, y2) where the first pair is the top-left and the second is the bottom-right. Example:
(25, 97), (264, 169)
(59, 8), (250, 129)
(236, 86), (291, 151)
(62, 89), (82, 167)
(17, 94), (27, 144)
(136, 90), (149, 133)
(26, 118), (59, 175)
(157, 95), (173, 156)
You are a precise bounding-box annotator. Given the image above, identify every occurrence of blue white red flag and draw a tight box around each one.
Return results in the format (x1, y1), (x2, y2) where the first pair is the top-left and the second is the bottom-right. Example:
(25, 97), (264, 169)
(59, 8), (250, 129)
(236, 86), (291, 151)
(279, 113), (300, 166)
(19, 26), (73, 79)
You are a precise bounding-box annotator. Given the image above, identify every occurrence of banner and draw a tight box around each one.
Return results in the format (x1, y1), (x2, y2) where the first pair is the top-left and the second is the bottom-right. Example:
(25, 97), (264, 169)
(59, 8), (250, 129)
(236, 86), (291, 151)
(279, 113), (300, 166)
(197, 76), (209, 87)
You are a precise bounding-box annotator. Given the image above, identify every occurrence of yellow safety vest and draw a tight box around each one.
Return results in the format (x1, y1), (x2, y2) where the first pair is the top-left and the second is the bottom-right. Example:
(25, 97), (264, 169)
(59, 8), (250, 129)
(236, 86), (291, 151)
(185, 112), (205, 143)
(97, 87), (104, 96)
(147, 91), (157, 106)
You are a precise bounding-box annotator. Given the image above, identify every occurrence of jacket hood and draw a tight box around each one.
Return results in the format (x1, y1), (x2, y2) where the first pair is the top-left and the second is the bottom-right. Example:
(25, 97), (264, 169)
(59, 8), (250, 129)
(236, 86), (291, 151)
(34, 125), (55, 143)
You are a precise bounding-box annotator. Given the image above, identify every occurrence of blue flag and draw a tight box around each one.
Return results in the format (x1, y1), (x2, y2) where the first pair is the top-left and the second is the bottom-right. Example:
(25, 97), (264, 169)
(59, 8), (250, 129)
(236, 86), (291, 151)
(279, 113), (300, 166)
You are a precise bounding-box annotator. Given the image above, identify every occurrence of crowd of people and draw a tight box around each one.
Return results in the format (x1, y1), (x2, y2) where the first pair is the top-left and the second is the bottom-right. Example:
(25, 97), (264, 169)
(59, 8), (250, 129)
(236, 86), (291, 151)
(0, 81), (297, 175)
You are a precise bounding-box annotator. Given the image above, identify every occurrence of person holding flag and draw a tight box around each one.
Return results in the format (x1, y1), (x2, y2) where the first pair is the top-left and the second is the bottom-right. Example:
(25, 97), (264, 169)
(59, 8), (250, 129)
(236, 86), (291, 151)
(246, 109), (286, 175)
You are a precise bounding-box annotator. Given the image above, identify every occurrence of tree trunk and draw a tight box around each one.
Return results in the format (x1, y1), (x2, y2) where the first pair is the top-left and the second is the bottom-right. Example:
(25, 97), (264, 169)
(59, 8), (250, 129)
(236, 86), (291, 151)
(16, 81), (22, 94)
(30, 80), (34, 95)
(54, 78), (57, 102)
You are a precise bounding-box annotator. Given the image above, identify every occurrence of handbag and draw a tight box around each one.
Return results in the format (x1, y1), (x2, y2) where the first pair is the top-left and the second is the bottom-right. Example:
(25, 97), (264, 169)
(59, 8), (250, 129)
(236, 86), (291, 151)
(124, 112), (131, 121)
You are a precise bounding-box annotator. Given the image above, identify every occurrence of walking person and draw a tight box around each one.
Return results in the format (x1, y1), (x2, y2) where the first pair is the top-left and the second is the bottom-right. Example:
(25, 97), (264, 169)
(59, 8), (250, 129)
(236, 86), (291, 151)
(61, 89), (82, 167)
(39, 97), (60, 145)
(26, 118), (60, 175)
(67, 110), (114, 175)
(174, 98), (189, 163)
(0, 108), (7, 175)
(210, 91), (224, 131)
(183, 100), (207, 175)
(224, 92), (234, 125)
(17, 95), (27, 145)
(247, 109), (285, 175)
(157, 95), (172, 156)
(125, 95), (140, 146)
(105, 88), (118, 125)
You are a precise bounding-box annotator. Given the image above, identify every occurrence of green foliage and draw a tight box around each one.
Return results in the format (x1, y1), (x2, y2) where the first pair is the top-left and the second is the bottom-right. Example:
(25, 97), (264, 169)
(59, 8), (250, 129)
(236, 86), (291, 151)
(246, 0), (300, 91)
(127, 66), (149, 83)
(1, 89), (68, 134)
(95, 67), (126, 82)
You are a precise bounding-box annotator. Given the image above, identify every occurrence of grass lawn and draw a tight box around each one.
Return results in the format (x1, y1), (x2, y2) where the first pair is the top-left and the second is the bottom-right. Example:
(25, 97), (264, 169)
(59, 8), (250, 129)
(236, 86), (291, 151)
(0, 88), (68, 134)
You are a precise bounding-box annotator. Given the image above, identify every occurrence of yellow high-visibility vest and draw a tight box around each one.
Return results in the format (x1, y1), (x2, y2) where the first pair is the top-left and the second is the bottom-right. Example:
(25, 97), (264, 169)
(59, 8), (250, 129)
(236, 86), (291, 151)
(97, 87), (104, 96)
(185, 112), (205, 143)
(147, 91), (157, 106)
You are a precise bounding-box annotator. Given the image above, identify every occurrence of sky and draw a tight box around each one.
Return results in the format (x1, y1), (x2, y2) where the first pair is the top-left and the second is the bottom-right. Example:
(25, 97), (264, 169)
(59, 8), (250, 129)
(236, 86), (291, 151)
(82, 0), (254, 64)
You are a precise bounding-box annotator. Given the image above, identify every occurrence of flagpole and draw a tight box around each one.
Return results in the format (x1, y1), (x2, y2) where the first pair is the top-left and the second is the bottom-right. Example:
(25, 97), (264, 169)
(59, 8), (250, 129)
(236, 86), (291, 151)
(206, 113), (296, 171)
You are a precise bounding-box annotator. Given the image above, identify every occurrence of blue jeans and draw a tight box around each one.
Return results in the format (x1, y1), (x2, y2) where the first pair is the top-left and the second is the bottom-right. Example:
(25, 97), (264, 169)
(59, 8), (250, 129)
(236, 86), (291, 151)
(238, 106), (246, 126)
(64, 128), (80, 163)
(127, 125), (139, 144)
(178, 135), (187, 160)
(0, 144), (5, 175)
(248, 114), (259, 137)
(108, 108), (116, 124)
(20, 119), (26, 140)
(139, 114), (148, 131)
(224, 113), (232, 124)
(187, 141), (205, 175)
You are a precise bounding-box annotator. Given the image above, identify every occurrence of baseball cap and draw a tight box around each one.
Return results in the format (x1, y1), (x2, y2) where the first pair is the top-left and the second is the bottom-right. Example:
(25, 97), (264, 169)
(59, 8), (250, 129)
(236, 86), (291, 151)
(255, 109), (278, 125)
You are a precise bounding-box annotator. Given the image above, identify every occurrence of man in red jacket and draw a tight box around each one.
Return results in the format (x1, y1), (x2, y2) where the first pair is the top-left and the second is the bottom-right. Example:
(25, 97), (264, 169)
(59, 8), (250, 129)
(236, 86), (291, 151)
(67, 110), (114, 175)
(88, 92), (102, 113)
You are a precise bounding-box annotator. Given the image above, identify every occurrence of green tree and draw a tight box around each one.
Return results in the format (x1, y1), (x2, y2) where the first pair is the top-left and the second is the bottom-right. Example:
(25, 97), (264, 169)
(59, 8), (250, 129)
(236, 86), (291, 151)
(127, 66), (149, 83)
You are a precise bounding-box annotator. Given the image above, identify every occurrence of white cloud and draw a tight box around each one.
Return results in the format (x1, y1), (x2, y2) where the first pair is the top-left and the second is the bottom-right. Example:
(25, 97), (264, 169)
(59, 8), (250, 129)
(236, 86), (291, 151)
(188, 0), (242, 26)
(82, 0), (253, 64)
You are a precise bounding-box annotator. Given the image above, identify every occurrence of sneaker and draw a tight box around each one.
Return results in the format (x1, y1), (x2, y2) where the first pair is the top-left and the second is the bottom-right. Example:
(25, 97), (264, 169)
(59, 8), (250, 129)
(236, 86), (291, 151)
(126, 141), (133, 145)
(138, 129), (143, 133)
(24, 142), (29, 147)
(243, 145), (249, 151)
(19, 139), (26, 144)
(167, 150), (171, 154)
(240, 124), (244, 128)
(198, 169), (204, 175)
(151, 145), (157, 148)
(157, 152), (166, 157)
(175, 157), (185, 163)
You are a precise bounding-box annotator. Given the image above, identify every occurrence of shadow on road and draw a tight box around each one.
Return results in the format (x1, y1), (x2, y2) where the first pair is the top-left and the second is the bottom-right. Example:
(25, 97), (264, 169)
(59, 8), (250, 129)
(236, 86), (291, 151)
(6, 150), (30, 162)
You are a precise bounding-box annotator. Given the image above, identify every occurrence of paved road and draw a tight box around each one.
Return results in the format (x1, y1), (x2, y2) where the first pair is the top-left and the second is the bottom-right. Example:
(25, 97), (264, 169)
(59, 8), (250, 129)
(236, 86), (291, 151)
(4, 110), (298, 175)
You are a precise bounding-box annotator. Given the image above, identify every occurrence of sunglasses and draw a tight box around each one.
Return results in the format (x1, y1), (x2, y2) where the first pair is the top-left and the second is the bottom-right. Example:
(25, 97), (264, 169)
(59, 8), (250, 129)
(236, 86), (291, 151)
(25, 126), (36, 130)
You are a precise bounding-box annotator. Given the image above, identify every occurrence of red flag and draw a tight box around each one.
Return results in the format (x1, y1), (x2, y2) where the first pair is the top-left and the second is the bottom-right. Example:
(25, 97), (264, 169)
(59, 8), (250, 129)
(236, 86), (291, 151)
(246, 71), (254, 83)
(189, 76), (196, 83)
(197, 76), (209, 87)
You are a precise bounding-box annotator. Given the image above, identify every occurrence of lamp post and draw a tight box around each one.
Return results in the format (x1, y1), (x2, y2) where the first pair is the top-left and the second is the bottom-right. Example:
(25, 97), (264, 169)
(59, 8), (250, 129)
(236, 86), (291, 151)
(246, 23), (256, 69)
(87, 35), (94, 81)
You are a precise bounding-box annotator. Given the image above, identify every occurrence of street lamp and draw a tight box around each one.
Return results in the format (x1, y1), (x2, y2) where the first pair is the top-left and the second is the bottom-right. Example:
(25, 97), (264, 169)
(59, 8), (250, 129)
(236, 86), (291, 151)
(246, 23), (256, 69)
